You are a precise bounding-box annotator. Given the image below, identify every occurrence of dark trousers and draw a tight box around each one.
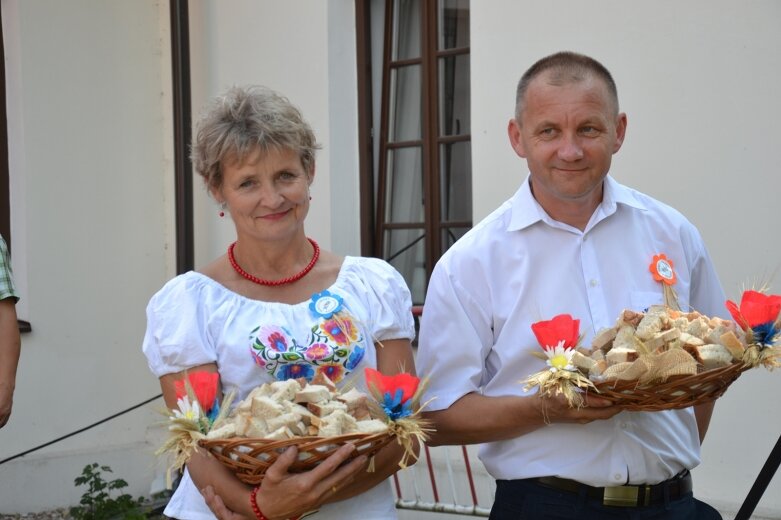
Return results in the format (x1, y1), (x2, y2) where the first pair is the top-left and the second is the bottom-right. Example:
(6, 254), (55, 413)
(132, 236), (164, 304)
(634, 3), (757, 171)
(489, 479), (723, 520)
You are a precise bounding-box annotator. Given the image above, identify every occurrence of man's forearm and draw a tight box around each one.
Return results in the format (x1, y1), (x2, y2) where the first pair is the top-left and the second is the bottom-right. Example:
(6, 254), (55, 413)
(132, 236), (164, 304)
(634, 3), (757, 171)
(423, 393), (545, 446)
(424, 391), (622, 447)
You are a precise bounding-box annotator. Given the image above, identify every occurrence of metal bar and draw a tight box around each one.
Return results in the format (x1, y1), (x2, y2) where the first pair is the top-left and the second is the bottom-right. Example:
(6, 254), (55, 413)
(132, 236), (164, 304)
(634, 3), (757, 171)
(424, 444), (440, 502)
(735, 432), (781, 520)
(461, 445), (479, 506)
(443, 446), (459, 505)
(392, 472), (402, 499)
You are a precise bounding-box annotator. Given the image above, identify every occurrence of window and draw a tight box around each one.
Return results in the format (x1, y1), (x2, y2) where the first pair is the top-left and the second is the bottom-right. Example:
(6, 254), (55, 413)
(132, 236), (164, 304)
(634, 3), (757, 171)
(357, 0), (471, 305)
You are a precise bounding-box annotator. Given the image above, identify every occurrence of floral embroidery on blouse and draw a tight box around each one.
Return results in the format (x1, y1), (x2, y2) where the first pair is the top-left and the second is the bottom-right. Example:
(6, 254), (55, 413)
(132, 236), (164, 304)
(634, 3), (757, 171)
(248, 291), (367, 384)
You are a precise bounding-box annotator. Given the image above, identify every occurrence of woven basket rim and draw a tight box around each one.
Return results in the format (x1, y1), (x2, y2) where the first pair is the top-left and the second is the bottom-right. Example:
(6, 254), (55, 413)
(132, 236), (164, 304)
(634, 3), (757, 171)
(589, 361), (748, 411)
(198, 431), (394, 485)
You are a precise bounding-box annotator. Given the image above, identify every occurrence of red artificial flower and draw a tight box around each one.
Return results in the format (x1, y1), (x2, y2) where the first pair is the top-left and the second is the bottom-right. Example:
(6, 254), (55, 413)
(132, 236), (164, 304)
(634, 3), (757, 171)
(531, 314), (580, 350)
(174, 371), (219, 411)
(364, 367), (419, 403)
(726, 290), (781, 330)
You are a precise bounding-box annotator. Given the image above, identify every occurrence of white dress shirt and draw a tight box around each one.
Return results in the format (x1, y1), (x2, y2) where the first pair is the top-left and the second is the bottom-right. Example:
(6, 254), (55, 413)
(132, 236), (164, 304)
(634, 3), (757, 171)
(416, 175), (726, 487)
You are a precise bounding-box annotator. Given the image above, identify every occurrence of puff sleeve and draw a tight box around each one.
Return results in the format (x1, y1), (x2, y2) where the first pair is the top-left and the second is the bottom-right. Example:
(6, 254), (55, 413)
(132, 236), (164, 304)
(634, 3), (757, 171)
(142, 274), (218, 377)
(352, 258), (416, 343)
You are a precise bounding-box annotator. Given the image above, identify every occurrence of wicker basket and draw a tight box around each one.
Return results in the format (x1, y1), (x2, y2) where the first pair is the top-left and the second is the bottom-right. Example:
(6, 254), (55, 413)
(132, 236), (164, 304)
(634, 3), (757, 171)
(591, 361), (748, 412)
(199, 431), (394, 485)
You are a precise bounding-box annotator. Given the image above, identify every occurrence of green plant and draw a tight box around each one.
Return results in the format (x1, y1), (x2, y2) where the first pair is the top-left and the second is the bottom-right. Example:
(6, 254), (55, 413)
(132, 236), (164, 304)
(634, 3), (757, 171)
(69, 463), (148, 520)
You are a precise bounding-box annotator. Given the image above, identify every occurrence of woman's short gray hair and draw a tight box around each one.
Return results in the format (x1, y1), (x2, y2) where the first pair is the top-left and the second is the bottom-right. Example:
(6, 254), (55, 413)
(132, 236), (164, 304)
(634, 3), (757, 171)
(191, 85), (320, 191)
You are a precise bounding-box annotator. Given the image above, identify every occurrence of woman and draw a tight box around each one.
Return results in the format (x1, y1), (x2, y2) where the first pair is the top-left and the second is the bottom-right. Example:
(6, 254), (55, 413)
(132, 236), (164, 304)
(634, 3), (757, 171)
(142, 85), (417, 520)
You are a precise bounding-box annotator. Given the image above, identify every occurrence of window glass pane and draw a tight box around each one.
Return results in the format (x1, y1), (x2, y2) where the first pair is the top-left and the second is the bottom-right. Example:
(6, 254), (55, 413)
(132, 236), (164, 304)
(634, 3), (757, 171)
(439, 141), (472, 221)
(384, 228), (426, 304)
(438, 0), (469, 50)
(438, 54), (470, 136)
(441, 227), (470, 255)
(392, 0), (421, 60)
(389, 64), (422, 142)
(386, 147), (424, 223)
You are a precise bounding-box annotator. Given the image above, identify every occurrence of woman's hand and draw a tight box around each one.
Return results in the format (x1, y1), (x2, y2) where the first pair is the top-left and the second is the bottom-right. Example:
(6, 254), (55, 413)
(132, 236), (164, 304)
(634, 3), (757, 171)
(202, 485), (250, 520)
(201, 443), (369, 520)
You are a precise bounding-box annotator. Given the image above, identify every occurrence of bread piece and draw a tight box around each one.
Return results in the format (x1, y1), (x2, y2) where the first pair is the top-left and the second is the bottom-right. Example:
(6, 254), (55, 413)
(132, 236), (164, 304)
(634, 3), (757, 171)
(311, 372), (338, 392)
(307, 400), (348, 417)
(355, 419), (389, 434)
(316, 410), (357, 437)
(571, 350), (598, 372)
(606, 347), (639, 365)
(267, 412), (305, 432)
(205, 422), (237, 440)
(612, 325), (638, 351)
(644, 328), (682, 351)
(636, 314), (663, 340)
(242, 415), (270, 438)
(692, 344), (734, 370)
(619, 310), (643, 328)
(592, 327), (618, 351)
(589, 349), (606, 362)
(589, 359), (607, 378)
(251, 396), (285, 419)
(270, 379), (303, 402)
(719, 330), (746, 361)
(685, 317), (710, 339)
(265, 425), (294, 440)
(336, 388), (369, 410)
(678, 332), (705, 348)
(294, 384), (332, 404)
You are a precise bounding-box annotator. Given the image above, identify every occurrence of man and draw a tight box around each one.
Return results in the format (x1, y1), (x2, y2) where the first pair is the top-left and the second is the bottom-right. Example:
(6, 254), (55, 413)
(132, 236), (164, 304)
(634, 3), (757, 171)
(0, 234), (20, 428)
(416, 51), (724, 519)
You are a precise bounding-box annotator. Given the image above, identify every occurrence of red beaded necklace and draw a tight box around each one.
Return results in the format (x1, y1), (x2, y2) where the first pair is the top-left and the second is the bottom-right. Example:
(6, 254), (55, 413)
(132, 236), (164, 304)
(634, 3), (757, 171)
(228, 238), (320, 286)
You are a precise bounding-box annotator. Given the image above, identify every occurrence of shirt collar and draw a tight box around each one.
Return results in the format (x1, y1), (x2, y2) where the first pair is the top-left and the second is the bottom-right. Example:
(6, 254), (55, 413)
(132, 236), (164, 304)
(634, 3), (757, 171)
(507, 174), (648, 232)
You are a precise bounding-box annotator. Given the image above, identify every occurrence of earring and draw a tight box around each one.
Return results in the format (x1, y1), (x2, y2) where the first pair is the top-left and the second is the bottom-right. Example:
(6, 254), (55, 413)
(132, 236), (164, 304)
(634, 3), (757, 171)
(218, 203), (226, 217)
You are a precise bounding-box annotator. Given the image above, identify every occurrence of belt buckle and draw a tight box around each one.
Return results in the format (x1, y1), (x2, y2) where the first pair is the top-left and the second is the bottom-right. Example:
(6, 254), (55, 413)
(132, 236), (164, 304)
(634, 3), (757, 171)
(602, 485), (639, 507)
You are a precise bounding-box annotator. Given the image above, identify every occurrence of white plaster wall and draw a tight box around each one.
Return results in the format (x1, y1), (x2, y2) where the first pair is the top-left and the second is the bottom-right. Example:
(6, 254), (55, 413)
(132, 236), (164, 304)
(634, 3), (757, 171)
(188, 0), (361, 267)
(471, 1), (781, 516)
(0, 0), (173, 512)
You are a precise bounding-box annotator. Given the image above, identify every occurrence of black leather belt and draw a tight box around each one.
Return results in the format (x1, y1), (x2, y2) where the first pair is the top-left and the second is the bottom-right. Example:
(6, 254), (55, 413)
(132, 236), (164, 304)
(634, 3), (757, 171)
(533, 470), (693, 507)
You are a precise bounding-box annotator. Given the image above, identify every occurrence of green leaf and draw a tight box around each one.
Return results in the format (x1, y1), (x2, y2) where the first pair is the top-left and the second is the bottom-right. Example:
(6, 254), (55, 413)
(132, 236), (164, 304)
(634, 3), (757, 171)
(282, 353), (302, 361)
(335, 349), (349, 357)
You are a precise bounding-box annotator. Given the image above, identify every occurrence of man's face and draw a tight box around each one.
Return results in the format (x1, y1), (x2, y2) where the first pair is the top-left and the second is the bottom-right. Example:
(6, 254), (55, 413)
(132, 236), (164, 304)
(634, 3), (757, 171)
(508, 73), (627, 213)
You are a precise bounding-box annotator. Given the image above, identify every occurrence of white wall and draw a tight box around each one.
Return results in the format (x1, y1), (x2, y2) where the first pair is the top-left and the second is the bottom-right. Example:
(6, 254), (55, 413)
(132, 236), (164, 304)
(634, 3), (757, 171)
(471, 1), (781, 516)
(0, 0), (173, 512)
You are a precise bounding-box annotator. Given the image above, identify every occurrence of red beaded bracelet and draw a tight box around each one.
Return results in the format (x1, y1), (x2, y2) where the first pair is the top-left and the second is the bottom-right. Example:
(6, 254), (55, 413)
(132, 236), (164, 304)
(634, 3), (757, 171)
(249, 485), (304, 520)
(249, 486), (269, 520)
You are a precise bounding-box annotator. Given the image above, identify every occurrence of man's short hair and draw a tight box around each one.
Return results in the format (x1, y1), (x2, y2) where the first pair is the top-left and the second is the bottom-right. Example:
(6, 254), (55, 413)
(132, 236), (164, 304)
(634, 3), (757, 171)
(515, 51), (619, 121)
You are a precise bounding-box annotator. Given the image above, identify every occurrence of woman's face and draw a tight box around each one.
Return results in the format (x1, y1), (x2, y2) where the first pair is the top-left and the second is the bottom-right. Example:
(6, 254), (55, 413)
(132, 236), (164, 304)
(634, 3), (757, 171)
(215, 147), (312, 243)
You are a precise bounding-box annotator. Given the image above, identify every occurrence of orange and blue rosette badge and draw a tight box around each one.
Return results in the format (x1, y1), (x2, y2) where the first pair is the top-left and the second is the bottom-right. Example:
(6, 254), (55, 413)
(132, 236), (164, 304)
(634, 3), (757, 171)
(649, 253), (680, 310)
(309, 290), (344, 319)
